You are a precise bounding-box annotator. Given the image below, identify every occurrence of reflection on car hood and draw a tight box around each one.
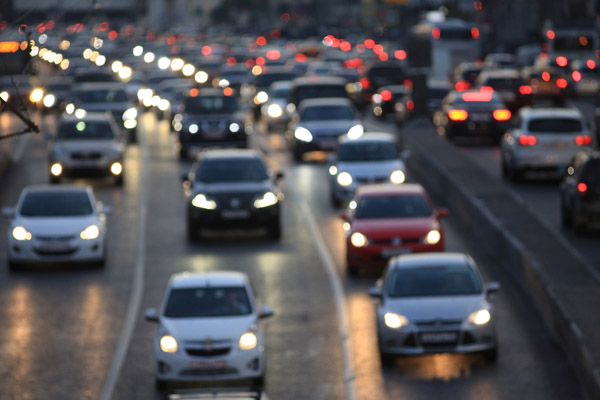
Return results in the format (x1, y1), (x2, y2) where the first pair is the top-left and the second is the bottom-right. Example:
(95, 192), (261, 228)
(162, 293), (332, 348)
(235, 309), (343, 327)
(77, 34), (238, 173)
(14, 216), (99, 235)
(385, 296), (484, 321)
(53, 141), (121, 153)
(194, 181), (272, 194)
(353, 217), (438, 237)
(336, 160), (405, 176)
(162, 315), (256, 341)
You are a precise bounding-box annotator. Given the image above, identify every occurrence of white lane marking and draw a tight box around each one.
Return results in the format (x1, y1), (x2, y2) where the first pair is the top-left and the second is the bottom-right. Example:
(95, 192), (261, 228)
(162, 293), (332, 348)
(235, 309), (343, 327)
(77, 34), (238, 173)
(98, 136), (148, 400)
(282, 163), (357, 400)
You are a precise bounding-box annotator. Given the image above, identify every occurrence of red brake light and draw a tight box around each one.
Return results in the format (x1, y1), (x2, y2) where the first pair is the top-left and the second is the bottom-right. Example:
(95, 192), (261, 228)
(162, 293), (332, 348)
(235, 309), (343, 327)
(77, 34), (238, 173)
(556, 78), (568, 88)
(587, 59), (596, 69)
(432, 27), (441, 39)
(360, 77), (370, 90)
(380, 90), (392, 102)
(572, 71), (582, 82)
(556, 56), (568, 67)
(406, 100), (414, 111)
(542, 71), (551, 82)
(471, 27), (480, 39)
(493, 109), (511, 121)
(455, 80), (471, 91)
(519, 85), (532, 95)
(546, 30), (555, 40)
(578, 182), (588, 193)
(403, 79), (413, 88)
(575, 135), (592, 146)
(448, 109), (468, 121)
(519, 135), (537, 146)
(480, 85), (494, 92)
(462, 92), (492, 102)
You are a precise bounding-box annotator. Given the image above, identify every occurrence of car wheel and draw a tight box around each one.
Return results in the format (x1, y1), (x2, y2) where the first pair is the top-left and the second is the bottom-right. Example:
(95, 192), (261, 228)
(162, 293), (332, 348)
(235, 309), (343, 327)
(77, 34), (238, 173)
(187, 219), (201, 242)
(380, 351), (395, 366)
(253, 374), (265, 387)
(483, 346), (498, 363)
(501, 159), (509, 178)
(507, 164), (523, 182)
(114, 175), (124, 186)
(572, 211), (585, 234)
(179, 146), (188, 160)
(49, 175), (60, 184)
(155, 378), (167, 391)
(267, 220), (281, 240)
(293, 147), (304, 162)
(8, 259), (21, 271)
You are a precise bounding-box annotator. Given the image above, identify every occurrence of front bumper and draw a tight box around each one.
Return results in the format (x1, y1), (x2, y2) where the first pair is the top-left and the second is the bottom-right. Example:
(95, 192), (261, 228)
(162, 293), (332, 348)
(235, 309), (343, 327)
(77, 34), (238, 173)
(7, 236), (105, 264)
(347, 240), (444, 269)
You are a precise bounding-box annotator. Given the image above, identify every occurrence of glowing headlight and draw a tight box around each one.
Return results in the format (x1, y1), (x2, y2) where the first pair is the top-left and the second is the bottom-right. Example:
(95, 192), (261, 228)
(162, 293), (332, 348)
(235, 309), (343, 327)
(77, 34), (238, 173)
(329, 165), (338, 175)
(191, 194), (217, 210)
(74, 108), (87, 119)
(350, 232), (368, 247)
(50, 163), (63, 176)
(195, 70), (209, 84)
(425, 230), (441, 245)
(255, 91), (269, 104)
(0, 91), (9, 102)
(43, 94), (56, 108)
(65, 103), (75, 114)
(337, 172), (353, 187)
(346, 124), (364, 139)
(124, 119), (137, 129)
(189, 124), (199, 134)
(80, 225), (100, 240)
(110, 162), (123, 176)
(158, 99), (170, 111)
(384, 312), (409, 329)
(30, 88), (44, 103)
(239, 332), (258, 350)
(229, 123), (240, 133)
(468, 309), (491, 325)
(219, 78), (230, 87)
(160, 335), (178, 353)
(294, 126), (313, 142)
(267, 104), (283, 118)
(254, 192), (278, 208)
(390, 170), (405, 184)
(122, 107), (138, 121)
(12, 226), (32, 241)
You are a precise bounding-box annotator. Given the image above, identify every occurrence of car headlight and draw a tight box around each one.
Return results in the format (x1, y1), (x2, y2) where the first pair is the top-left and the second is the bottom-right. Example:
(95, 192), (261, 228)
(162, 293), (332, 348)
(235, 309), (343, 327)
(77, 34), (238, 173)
(0, 91), (9, 102)
(110, 162), (123, 176)
(255, 91), (268, 104)
(239, 332), (258, 350)
(80, 224), (100, 240)
(124, 119), (137, 129)
(384, 312), (409, 329)
(30, 88), (44, 103)
(12, 226), (32, 241)
(346, 124), (364, 139)
(122, 107), (138, 121)
(254, 192), (278, 208)
(337, 171), (353, 186)
(468, 309), (491, 325)
(294, 126), (313, 142)
(191, 194), (217, 210)
(50, 163), (63, 176)
(329, 165), (338, 175)
(350, 232), (368, 247)
(267, 104), (283, 118)
(188, 124), (199, 134)
(425, 229), (441, 245)
(43, 94), (56, 108)
(229, 122), (240, 133)
(160, 334), (178, 353)
(390, 170), (405, 184)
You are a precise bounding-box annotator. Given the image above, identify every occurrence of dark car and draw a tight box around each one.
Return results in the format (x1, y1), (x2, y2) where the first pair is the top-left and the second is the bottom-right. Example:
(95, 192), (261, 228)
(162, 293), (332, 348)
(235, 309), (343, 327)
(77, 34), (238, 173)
(371, 84), (411, 119)
(287, 76), (349, 109)
(452, 61), (485, 92)
(474, 69), (532, 111)
(432, 90), (512, 143)
(240, 66), (299, 119)
(560, 149), (600, 232)
(174, 88), (249, 158)
(521, 66), (568, 105)
(183, 149), (284, 240)
(355, 61), (408, 107)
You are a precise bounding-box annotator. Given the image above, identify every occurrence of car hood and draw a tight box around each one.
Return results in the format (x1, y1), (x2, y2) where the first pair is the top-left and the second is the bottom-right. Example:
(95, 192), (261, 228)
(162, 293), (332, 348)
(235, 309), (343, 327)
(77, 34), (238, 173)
(301, 119), (361, 133)
(384, 295), (485, 321)
(352, 217), (439, 237)
(193, 181), (272, 194)
(13, 215), (99, 235)
(336, 160), (405, 176)
(52, 140), (121, 153)
(162, 315), (256, 341)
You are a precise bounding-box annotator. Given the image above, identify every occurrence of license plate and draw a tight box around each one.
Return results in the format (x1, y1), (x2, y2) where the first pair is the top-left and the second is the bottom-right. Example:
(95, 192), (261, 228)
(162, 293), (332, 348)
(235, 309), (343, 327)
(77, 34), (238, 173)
(381, 248), (412, 258)
(318, 141), (338, 149)
(222, 209), (250, 219)
(469, 113), (490, 122)
(420, 332), (458, 344)
(204, 130), (225, 138)
(37, 243), (71, 252)
(189, 360), (227, 370)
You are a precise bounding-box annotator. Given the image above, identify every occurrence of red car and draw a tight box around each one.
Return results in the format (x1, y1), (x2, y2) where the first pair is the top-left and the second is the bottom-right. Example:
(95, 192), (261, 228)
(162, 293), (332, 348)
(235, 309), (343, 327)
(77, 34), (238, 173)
(341, 184), (448, 275)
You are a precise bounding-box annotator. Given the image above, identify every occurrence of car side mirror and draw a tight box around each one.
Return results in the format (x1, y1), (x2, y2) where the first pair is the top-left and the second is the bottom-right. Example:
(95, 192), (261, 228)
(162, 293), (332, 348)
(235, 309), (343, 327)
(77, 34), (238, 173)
(368, 286), (383, 299)
(1, 206), (14, 218)
(259, 305), (274, 319)
(436, 208), (450, 218)
(486, 281), (500, 296)
(144, 308), (159, 323)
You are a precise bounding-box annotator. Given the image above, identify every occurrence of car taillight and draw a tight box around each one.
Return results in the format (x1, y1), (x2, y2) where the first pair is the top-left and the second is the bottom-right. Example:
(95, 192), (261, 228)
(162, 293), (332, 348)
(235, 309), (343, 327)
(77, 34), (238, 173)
(519, 85), (532, 95)
(518, 135), (537, 146)
(406, 100), (414, 111)
(572, 71), (582, 82)
(471, 27), (480, 39)
(493, 109), (511, 121)
(360, 77), (370, 90)
(556, 78), (568, 89)
(578, 182), (588, 193)
(403, 79), (413, 88)
(448, 109), (468, 121)
(480, 85), (493, 92)
(575, 135), (592, 146)
(455, 80), (471, 91)
(380, 90), (392, 102)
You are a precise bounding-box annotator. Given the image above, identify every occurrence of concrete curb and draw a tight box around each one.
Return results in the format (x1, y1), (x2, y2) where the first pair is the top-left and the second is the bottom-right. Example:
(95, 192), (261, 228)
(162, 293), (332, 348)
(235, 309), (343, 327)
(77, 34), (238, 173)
(400, 117), (600, 400)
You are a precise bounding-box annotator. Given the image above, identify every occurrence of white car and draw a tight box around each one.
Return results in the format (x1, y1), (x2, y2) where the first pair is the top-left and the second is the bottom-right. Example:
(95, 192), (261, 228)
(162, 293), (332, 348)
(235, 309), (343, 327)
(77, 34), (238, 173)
(369, 253), (500, 364)
(501, 107), (594, 181)
(328, 132), (406, 207)
(2, 184), (111, 269)
(145, 271), (274, 390)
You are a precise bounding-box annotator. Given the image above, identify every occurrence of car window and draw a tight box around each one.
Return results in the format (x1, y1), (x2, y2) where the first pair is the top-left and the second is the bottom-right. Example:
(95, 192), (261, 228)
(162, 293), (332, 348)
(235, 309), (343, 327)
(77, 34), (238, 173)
(20, 191), (93, 216)
(184, 95), (239, 114)
(164, 287), (252, 317)
(388, 265), (482, 297)
(355, 194), (431, 219)
(338, 142), (397, 162)
(57, 120), (115, 140)
(527, 118), (583, 133)
(196, 158), (269, 183)
(301, 105), (355, 121)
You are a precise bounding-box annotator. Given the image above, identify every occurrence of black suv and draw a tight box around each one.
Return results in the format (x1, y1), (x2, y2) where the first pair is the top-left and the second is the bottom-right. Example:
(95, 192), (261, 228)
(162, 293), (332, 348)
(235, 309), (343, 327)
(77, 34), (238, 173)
(560, 149), (600, 232)
(183, 149), (284, 240)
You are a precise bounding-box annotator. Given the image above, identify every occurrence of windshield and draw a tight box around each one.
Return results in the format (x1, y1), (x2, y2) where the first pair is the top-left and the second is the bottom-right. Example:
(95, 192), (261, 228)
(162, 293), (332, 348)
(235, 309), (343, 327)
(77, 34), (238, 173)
(355, 194), (431, 219)
(75, 89), (129, 103)
(301, 105), (355, 121)
(164, 287), (252, 317)
(184, 95), (239, 114)
(57, 120), (115, 140)
(338, 141), (397, 162)
(388, 264), (482, 297)
(196, 158), (269, 183)
(528, 118), (583, 133)
(295, 85), (347, 102)
(20, 190), (93, 217)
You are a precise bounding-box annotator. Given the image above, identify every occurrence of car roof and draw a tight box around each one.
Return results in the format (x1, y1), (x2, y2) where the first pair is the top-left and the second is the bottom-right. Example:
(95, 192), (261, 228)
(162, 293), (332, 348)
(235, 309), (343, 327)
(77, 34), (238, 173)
(77, 82), (126, 90)
(389, 252), (473, 270)
(291, 76), (346, 86)
(298, 97), (353, 108)
(339, 131), (395, 144)
(519, 107), (583, 119)
(477, 68), (521, 79)
(21, 184), (92, 196)
(356, 183), (425, 197)
(169, 271), (249, 289)
(199, 148), (262, 160)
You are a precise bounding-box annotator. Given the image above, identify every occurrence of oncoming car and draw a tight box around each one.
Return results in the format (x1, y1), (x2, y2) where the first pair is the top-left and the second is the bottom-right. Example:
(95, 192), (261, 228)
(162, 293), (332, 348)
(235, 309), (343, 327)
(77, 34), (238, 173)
(2, 185), (111, 269)
(144, 271), (274, 390)
(368, 252), (500, 364)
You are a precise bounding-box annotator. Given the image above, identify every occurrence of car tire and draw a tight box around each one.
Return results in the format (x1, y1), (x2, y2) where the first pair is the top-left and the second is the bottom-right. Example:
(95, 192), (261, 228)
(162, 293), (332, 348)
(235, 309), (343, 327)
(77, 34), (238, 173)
(380, 351), (395, 366)
(187, 219), (201, 242)
(253, 374), (265, 387)
(572, 211), (585, 234)
(8, 259), (21, 271)
(507, 164), (523, 182)
(114, 175), (124, 186)
(267, 220), (281, 240)
(330, 191), (341, 208)
(179, 146), (188, 160)
(155, 378), (167, 391)
(483, 346), (498, 363)
(49, 175), (60, 184)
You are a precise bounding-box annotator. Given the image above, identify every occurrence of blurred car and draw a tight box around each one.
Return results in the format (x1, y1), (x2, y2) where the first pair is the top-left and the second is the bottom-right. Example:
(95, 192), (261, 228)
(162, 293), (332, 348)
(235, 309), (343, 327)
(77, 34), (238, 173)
(240, 66), (299, 119)
(217, 65), (251, 91)
(2, 184), (111, 269)
(328, 132), (406, 207)
(570, 59), (600, 97)
(145, 271), (274, 389)
(39, 76), (74, 113)
(168, 388), (270, 400)
(432, 90), (512, 143)
(560, 149), (600, 232)
(368, 252), (499, 363)
(260, 80), (292, 131)
(425, 79), (451, 116)
(474, 69), (532, 111)
(521, 66), (568, 105)
(173, 88), (249, 159)
(482, 52), (517, 69)
(341, 184), (448, 275)
(354, 61), (408, 107)
(183, 149), (284, 241)
(287, 76), (350, 110)
(501, 107), (593, 181)
(286, 97), (363, 161)
(371, 84), (411, 119)
(49, 112), (126, 185)
(70, 82), (138, 143)
(452, 61), (485, 92)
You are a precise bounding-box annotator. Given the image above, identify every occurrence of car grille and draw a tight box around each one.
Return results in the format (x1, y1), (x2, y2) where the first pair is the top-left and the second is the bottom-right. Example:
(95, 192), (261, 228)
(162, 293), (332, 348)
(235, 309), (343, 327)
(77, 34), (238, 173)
(180, 367), (238, 376)
(416, 319), (463, 328)
(371, 237), (421, 245)
(355, 176), (388, 184)
(185, 347), (231, 357)
(71, 152), (103, 160)
(212, 192), (256, 208)
(37, 235), (76, 241)
(34, 247), (77, 256)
